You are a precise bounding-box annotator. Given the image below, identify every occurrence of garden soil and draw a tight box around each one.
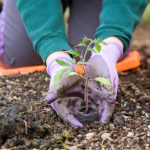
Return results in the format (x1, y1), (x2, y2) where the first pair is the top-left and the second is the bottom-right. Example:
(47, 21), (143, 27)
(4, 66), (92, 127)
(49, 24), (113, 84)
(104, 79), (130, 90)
(0, 21), (150, 150)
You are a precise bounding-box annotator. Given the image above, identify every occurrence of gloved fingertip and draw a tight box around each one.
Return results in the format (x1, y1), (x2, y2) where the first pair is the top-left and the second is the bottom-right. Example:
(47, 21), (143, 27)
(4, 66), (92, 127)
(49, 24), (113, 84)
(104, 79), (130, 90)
(99, 113), (111, 123)
(69, 119), (83, 127)
(70, 122), (83, 127)
(45, 92), (56, 104)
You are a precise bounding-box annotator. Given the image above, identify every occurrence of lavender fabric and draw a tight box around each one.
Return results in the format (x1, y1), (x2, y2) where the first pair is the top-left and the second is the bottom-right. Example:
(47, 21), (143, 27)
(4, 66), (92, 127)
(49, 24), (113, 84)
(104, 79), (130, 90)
(86, 42), (123, 122)
(46, 55), (84, 127)
(0, 0), (7, 57)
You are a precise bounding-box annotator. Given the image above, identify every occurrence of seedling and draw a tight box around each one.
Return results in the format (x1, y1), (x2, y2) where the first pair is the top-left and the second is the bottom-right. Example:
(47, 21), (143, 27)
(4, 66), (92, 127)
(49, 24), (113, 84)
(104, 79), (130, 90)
(53, 36), (111, 114)
(30, 102), (40, 111)
(55, 137), (67, 149)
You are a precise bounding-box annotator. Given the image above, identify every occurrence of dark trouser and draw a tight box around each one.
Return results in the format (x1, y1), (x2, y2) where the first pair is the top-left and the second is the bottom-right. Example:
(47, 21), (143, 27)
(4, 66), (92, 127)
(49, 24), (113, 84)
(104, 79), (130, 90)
(0, 0), (102, 68)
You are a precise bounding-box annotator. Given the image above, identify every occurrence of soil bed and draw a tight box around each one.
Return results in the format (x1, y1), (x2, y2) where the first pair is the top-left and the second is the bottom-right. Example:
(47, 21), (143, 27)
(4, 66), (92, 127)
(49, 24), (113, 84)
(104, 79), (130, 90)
(0, 21), (150, 149)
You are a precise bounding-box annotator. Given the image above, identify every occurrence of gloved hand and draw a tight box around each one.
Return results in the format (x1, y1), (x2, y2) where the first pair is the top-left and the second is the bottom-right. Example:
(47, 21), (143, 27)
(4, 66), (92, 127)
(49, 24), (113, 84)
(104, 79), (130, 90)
(45, 55), (84, 127)
(85, 41), (123, 123)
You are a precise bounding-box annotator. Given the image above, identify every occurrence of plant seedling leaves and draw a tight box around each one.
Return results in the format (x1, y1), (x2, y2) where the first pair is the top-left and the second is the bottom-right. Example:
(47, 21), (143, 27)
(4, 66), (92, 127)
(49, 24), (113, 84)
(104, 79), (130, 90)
(56, 59), (70, 66)
(74, 42), (86, 47)
(74, 49), (80, 57)
(101, 41), (107, 45)
(95, 77), (111, 86)
(95, 43), (101, 53)
(77, 60), (93, 65)
(66, 50), (80, 57)
(66, 72), (79, 77)
(92, 39), (103, 44)
(31, 102), (40, 107)
(65, 58), (76, 63)
(87, 47), (97, 53)
(66, 66), (72, 74)
(83, 36), (90, 43)
(53, 68), (67, 83)
(55, 137), (66, 149)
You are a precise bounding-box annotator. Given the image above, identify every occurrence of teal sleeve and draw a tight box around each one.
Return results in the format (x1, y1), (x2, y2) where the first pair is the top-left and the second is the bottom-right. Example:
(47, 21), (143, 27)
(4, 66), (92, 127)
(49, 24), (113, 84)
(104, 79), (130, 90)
(95, 0), (149, 52)
(15, 0), (71, 64)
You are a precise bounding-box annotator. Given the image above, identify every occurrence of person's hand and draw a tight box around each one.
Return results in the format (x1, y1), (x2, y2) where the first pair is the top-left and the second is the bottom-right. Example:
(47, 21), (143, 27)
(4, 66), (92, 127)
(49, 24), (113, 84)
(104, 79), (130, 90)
(45, 55), (84, 127)
(85, 42), (123, 123)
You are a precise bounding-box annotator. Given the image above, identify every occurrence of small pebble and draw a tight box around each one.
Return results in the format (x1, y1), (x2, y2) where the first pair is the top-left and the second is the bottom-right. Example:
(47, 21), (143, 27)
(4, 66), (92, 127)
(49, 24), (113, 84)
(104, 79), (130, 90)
(109, 124), (115, 130)
(13, 96), (17, 100)
(28, 78), (32, 82)
(136, 105), (142, 109)
(148, 125), (150, 129)
(123, 126), (126, 130)
(101, 145), (106, 148)
(86, 133), (95, 140)
(142, 111), (145, 115)
(130, 98), (136, 103)
(101, 133), (110, 140)
(124, 101), (128, 107)
(45, 77), (49, 81)
(91, 142), (94, 146)
(7, 85), (12, 89)
(127, 132), (134, 137)
(147, 131), (150, 137)
(77, 134), (82, 138)
(74, 126), (78, 131)
(62, 130), (73, 138)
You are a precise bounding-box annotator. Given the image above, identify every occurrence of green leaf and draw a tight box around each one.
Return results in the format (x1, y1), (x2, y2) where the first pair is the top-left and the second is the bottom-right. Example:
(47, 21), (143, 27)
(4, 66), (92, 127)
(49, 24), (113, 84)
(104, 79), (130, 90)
(65, 58), (76, 63)
(95, 43), (101, 53)
(56, 59), (70, 66)
(31, 102), (40, 107)
(87, 47), (97, 53)
(66, 72), (79, 77)
(92, 39), (103, 44)
(53, 68), (67, 83)
(66, 50), (79, 57)
(95, 77), (111, 86)
(83, 36), (90, 43)
(66, 66), (72, 74)
(77, 60), (93, 65)
(74, 49), (80, 57)
(101, 41), (107, 45)
(74, 42), (86, 47)
(55, 137), (66, 149)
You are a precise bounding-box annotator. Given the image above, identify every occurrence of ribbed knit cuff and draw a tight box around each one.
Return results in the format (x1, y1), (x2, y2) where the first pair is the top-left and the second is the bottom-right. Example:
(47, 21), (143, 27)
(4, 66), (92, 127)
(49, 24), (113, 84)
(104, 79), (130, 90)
(36, 34), (72, 65)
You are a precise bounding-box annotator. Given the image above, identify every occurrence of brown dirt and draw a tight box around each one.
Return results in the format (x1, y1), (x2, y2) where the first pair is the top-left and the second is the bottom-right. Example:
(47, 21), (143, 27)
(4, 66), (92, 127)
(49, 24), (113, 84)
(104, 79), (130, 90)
(0, 21), (150, 149)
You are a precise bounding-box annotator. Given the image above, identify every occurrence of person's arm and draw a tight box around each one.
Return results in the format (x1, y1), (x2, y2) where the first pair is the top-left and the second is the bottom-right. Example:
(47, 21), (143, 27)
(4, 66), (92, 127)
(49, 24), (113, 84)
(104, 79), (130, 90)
(15, 0), (71, 64)
(95, 0), (149, 52)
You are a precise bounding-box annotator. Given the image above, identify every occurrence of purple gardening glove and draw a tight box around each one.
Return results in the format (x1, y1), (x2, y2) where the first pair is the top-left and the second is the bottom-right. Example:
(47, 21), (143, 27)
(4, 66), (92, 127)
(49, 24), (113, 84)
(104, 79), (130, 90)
(85, 42), (123, 123)
(45, 55), (84, 127)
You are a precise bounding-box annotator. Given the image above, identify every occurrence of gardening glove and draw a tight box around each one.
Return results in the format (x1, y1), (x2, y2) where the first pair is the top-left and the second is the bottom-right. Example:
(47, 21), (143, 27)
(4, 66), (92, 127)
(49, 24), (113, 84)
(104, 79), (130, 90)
(86, 42), (123, 123)
(45, 55), (84, 127)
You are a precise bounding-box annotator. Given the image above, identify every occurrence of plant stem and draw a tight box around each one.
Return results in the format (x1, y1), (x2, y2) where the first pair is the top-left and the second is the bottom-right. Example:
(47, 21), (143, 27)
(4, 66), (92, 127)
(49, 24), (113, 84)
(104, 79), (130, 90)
(83, 66), (89, 114)
(83, 41), (92, 61)
(82, 41), (92, 114)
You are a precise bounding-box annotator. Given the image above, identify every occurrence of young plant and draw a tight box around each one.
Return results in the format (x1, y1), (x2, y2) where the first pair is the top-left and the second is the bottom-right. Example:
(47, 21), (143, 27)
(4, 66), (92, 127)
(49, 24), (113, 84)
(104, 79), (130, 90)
(30, 102), (40, 111)
(53, 36), (111, 113)
(55, 137), (67, 149)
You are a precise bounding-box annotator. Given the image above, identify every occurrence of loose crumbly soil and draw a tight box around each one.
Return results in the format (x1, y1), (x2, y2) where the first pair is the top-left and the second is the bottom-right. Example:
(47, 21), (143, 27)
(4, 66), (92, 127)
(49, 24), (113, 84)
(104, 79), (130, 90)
(0, 21), (150, 150)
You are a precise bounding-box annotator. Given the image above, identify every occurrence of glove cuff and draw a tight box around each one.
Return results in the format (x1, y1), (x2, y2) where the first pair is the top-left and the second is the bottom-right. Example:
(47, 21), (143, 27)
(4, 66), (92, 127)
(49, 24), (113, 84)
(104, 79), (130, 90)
(47, 55), (73, 77)
(92, 41), (123, 63)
